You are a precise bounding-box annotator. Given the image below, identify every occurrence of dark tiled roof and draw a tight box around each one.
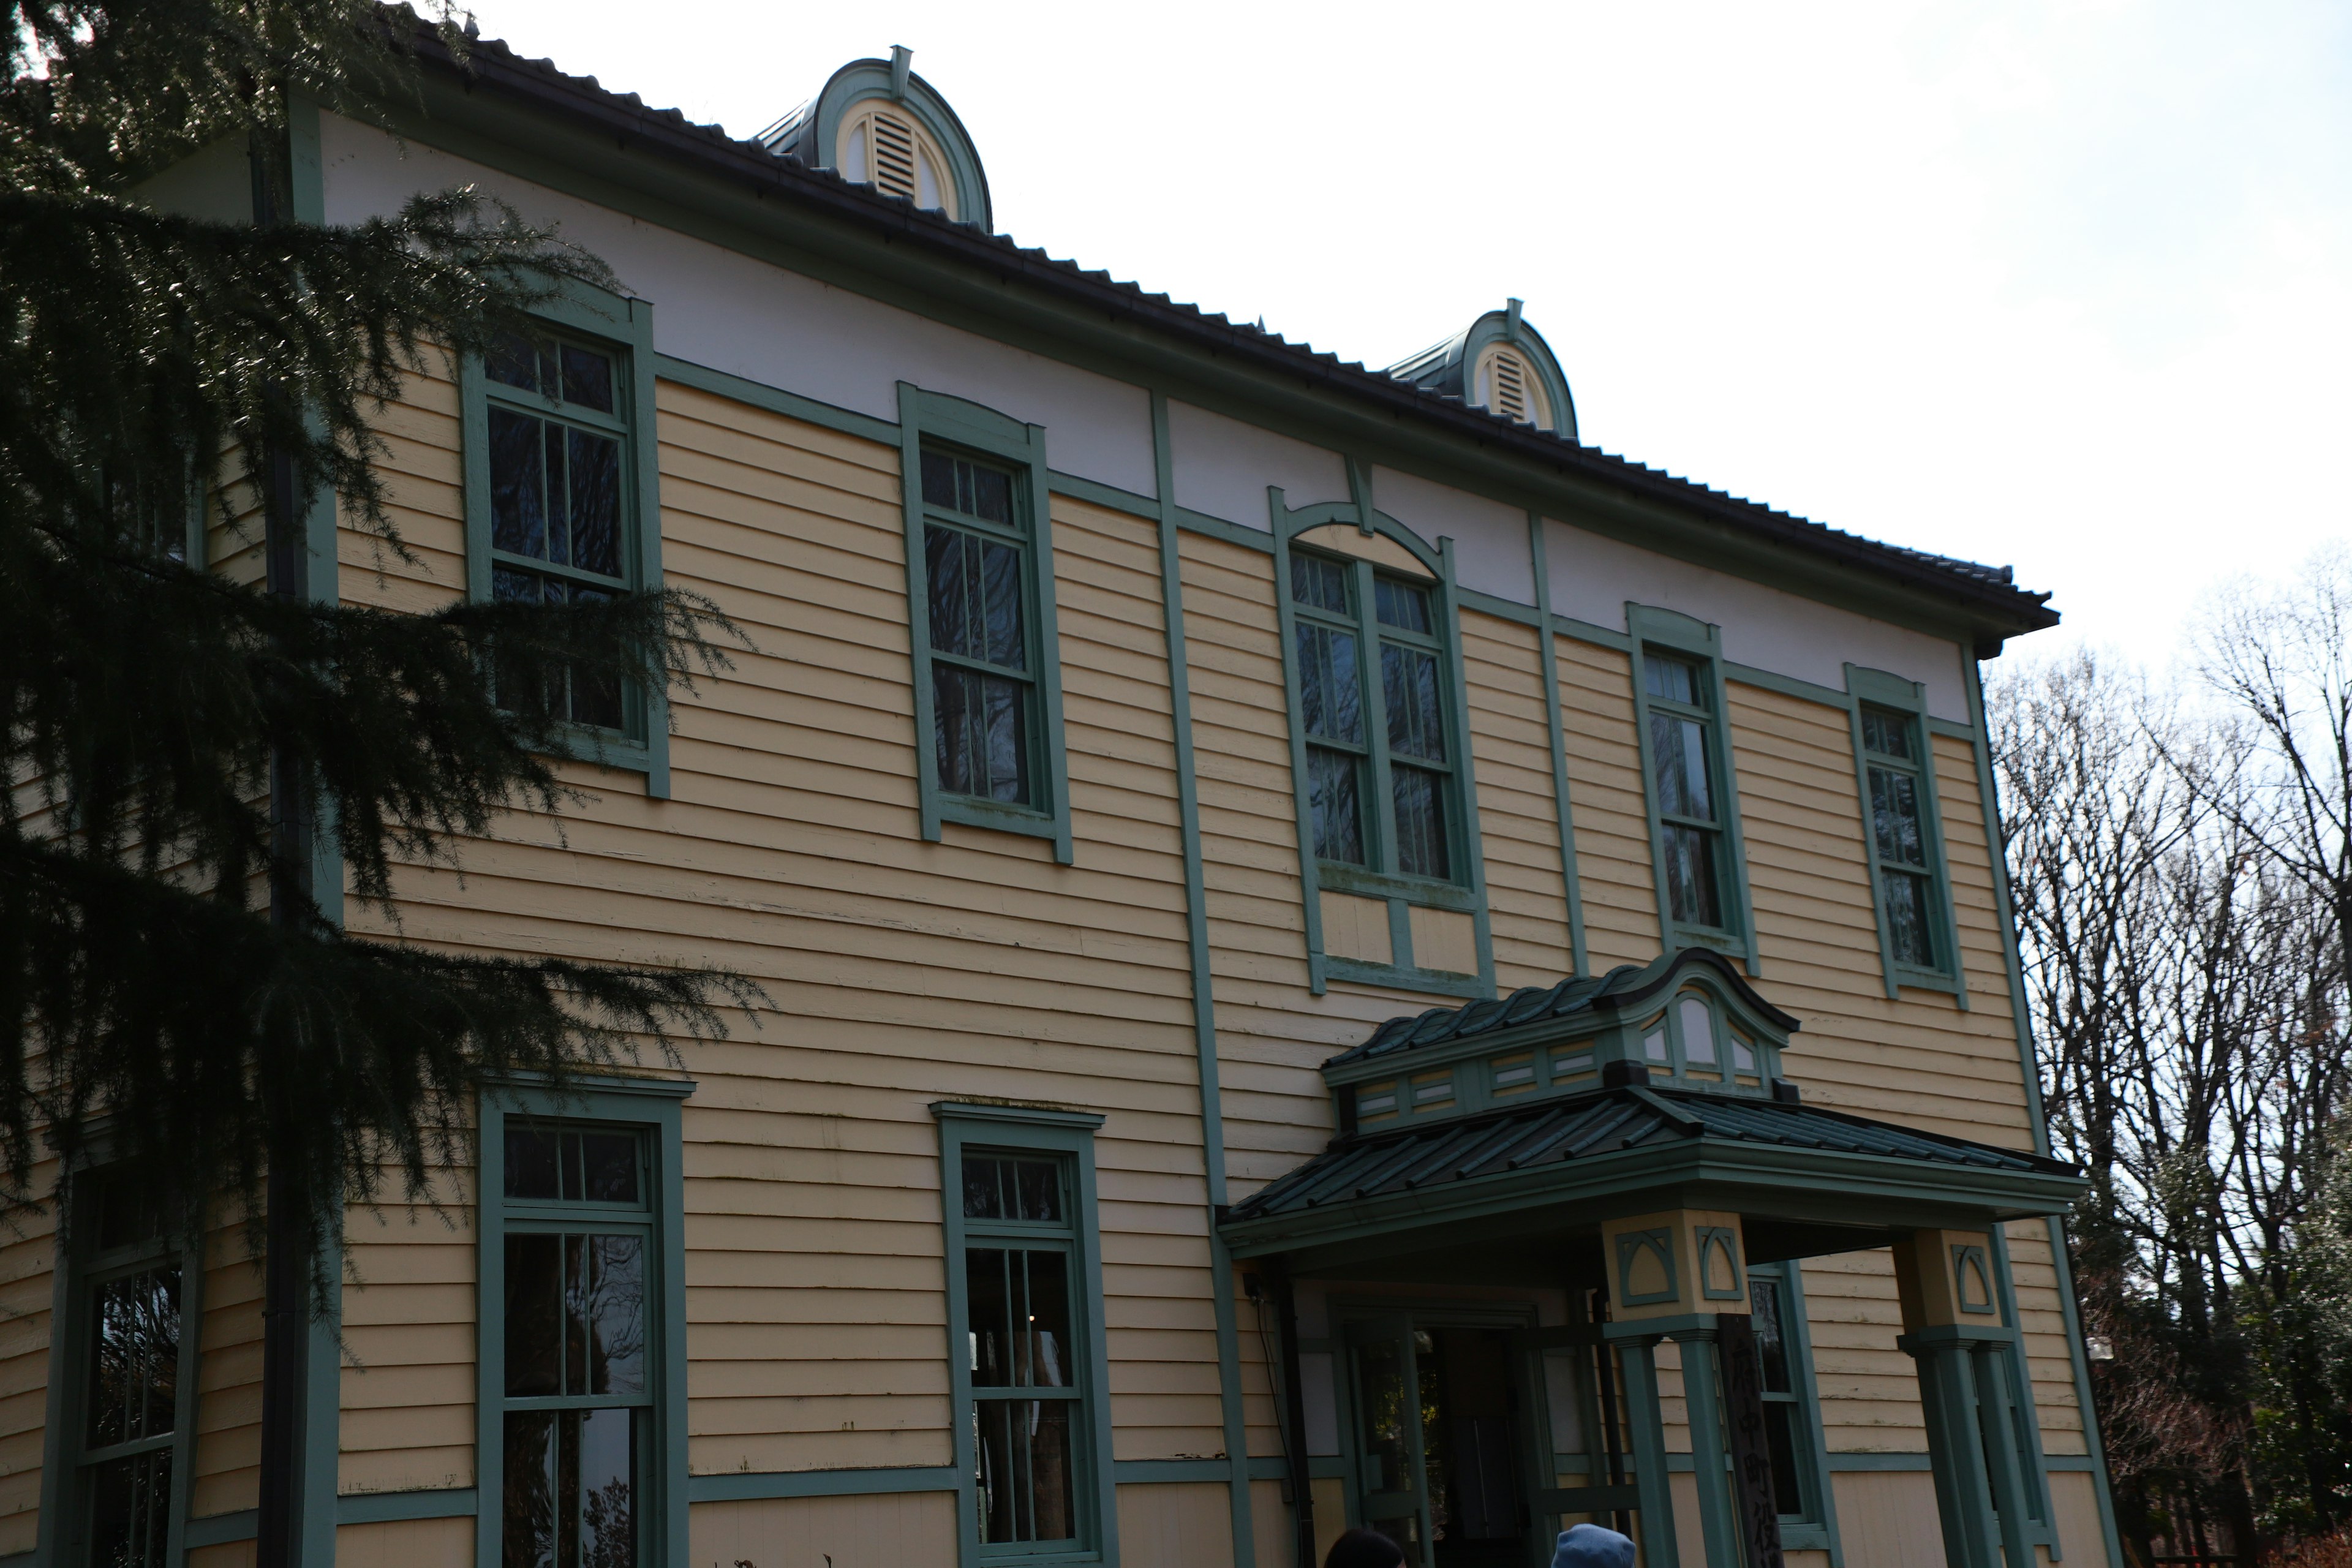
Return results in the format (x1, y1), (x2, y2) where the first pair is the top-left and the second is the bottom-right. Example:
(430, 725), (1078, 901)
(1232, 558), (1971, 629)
(1331, 949), (1800, 1068)
(1223, 1085), (2075, 1223)
(394, 12), (2058, 638)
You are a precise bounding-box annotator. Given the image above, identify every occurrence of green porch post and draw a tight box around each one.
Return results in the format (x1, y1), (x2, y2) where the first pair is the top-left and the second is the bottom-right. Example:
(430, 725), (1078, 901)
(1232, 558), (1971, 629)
(1611, 1331), (1681, 1568)
(1674, 1330), (1742, 1568)
(1975, 1340), (2037, 1568)
(1899, 1328), (2003, 1568)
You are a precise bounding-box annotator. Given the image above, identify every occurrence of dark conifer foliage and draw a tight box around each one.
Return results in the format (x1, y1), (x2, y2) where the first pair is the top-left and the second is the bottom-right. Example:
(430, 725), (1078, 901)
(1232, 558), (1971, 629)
(1, 0), (750, 1288)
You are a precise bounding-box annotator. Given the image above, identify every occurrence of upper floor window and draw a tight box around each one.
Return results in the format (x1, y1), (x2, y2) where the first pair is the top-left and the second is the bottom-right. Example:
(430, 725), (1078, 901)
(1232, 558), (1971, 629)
(1644, 651), (1730, 930)
(1860, 706), (1942, 970)
(483, 329), (635, 733)
(922, 447), (1038, 809)
(1292, 552), (1458, 883)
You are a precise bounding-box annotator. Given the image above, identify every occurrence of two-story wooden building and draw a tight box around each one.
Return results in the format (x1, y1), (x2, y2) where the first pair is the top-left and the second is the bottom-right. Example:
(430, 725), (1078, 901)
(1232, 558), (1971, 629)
(6, 27), (2125, 1568)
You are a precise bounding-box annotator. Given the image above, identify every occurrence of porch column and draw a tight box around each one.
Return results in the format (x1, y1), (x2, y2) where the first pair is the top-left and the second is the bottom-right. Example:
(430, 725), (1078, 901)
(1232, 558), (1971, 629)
(1893, 1228), (2034, 1568)
(1600, 1209), (1754, 1568)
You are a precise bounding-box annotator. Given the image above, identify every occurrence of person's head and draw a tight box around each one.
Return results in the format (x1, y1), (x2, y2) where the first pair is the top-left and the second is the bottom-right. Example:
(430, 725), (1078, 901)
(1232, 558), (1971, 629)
(1552, 1522), (1637, 1568)
(1325, 1526), (1408, 1568)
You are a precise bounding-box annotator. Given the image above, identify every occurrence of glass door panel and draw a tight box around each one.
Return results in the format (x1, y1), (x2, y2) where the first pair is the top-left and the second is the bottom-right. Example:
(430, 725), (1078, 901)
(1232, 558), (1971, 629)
(1347, 1314), (1433, 1567)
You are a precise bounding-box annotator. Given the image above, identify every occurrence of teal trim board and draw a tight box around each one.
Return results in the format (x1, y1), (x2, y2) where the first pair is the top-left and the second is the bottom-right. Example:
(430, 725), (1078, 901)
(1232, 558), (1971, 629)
(1525, 514), (1589, 975)
(1625, 604), (1760, 973)
(932, 1102), (1120, 1566)
(1148, 393), (1256, 1567)
(897, 383), (1076, 864)
(1845, 664), (1969, 1006)
(459, 279), (673, 796)
(473, 1076), (693, 1568)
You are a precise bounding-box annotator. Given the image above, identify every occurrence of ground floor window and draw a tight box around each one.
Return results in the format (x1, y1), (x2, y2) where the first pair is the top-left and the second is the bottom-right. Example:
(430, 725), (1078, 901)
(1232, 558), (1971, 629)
(1747, 1263), (1830, 1534)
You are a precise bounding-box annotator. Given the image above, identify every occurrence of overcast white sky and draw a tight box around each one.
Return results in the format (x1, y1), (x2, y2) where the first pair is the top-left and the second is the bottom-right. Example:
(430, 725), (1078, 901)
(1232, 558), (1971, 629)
(459, 0), (2352, 666)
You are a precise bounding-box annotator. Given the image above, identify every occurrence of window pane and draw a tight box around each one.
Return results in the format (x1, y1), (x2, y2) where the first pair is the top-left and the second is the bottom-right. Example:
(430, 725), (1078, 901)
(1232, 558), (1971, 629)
(489, 407), (548, 560)
(1749, 1280), (1792, 1393)
(921, 450), (959, 511)
(505, 1233), (562, 1397)
(568, 1234), (646, 1397)
(1393, 766), (1449, 881)
(927, 525), (975, 660)
(1297, 624), (1364, 747)
(1652, 714), (1715, 822)
(979, 540), (1025, 671)
(487, 333), (543, 393)
(935, 665), (978, 796)
(507, 1129), (560, 1200)
(1022, 1251), (1073, 1388)
(576, 1408), (637, 1568)
(922, 450), (1014, 525)
(1289, 554), (1349, 614)
(1662, 823), (1723, 928)
(967, 464), (1014, 526)
(1307, 746), (1365, 865)
(86, 1265), (178, 1449)
(1883, 869), (1936, 968)
(981, 673), (1030, 804)
(86, 1447), (173, 1568)
(503, 1411), (558, 1568)
(963, 1157), (1006, 1221)
(1870, 767), (1927, 869)
(567, 429), (622, 579)
(1678, 995), (1717, 1066)
(1014, 1160), (1061, 1223)
(1355, 1336), (1412, 1494)
(1861, 707), (1912, 760)
(91, 1175), (163, 1252)
(1382, 644), (1446, 763)
(976, 1398), (1079, 1544)
(968, 1248), (1012, 1385)
(1374, 576), (1433, 633)
(1644, 652), (1703, 706)
(543, 423), (569, 566)
(578, 1133), (639, 1205)
(1763, 1401), (1805, 1517)
(559, 344), (615, 414)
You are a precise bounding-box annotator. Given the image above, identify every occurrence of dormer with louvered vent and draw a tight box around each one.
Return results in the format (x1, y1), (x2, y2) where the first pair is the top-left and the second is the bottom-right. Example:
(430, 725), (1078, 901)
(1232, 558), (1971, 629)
(1387, 298), (1579, 441)
(758, 45), (994, 232)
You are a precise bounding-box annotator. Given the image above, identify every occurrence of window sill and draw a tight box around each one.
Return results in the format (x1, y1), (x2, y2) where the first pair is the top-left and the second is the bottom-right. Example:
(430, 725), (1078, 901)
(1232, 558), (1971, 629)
(1318, 954), (1485, 1000)
(1666, 923), (1746, 960)
(1891, 962), (1967, 1006)
(1779, 1521), (1832, 1552)
(1316, 862), (1474, 910)
(546, 726), (665, 797)
(930, 793), (1074, 864)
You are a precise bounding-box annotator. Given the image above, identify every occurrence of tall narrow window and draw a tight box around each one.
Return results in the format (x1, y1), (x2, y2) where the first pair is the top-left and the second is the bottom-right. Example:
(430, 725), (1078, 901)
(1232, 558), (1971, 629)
(497, 1123), (654, 1568)
(1747, 1270), (1821, 1525)
(1289, 551), (1458, 883)
(1861, 706), (1941, 971)
(923, 448), (1036, 808)
(482, 330), (635, 732)
(1643, 652), (1727, 930)
(959, 1151), (1092, 1550)
(57, 1172), (189, 1568)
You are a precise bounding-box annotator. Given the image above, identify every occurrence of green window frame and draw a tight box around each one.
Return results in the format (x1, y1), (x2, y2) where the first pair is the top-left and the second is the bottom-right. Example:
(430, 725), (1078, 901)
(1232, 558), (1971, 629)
(1746, 1262), (1842, 1561)
(474, 1077), (691, 1568)
(1627, 605), (1757, 970)
(1986, 1227), (2062, 1559)
(459, 285), (671, 796)
(933, 1103), (1117, 1566)
(1844, 665), (1967, 1001)
(34, 1168), (204, 1568)
(899, 385), (1074, 864)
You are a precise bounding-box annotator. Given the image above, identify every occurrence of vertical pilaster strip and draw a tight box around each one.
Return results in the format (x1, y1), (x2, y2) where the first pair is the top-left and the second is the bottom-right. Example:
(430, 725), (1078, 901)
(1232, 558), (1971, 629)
(1615, 1335), (1678, 1568)
(1902, 1333), (2002, 1568)
(1526, 513), (1589, 974)
(1150, 393), (1254, 1567)
(1677, 1332), (1741, 1568)
(1966, 655), (2127, 1567)
(1976, 1343), (2037, 1568)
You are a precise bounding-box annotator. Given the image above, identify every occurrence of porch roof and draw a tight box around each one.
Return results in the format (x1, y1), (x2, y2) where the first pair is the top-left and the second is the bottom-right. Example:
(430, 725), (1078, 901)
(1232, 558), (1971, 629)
(1218, 1082), (2084, 1272)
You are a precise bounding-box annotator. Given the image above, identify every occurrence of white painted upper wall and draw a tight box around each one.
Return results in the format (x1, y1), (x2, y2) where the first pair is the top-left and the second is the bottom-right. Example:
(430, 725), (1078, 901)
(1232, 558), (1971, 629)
(1545, 518), (1973, 720)
(318, 112), (1159, 496)
(320, 111), (1978, 724)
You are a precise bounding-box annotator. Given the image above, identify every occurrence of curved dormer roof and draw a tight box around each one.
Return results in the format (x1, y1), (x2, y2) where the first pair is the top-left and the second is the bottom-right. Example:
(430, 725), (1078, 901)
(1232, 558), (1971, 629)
(1388, 298), (1578, 442)
(758, 46), (993, 232)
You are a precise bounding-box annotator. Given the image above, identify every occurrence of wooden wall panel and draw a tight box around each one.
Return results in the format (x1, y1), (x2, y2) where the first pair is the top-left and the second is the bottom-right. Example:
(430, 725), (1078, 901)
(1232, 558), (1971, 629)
(1830, 1469), (1947, 1568)
(1550, 636), (1657, 972)
(0, 1169), (57, 1555)
(1460, 610), (1575, 989)
(688, 1489), (957, 1567)
(1117, 1480), (1238, 1568)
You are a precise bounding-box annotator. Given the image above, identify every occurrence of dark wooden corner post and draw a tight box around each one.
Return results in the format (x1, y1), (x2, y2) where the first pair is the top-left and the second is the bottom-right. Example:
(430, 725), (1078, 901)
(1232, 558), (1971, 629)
(1267, 1255), (1317, 1567)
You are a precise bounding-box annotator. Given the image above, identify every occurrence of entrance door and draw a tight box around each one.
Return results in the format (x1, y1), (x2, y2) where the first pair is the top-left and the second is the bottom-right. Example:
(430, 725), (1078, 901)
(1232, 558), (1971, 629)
(1345, 1314), (1434, 1566)
(1346, 1318), (1531, 1568)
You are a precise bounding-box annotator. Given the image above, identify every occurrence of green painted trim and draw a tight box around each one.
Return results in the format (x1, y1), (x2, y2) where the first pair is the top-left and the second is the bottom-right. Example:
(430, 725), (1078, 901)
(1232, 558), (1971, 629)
(1626, 604), (1761, 973)
(2046, 1216), (2128, 1567)
(1824, 1453), (1933, 1472)
(33, 1163), (209, 1568)
(1526, 514), (1590, 975)
(1725, 662), (1851, 711)
(183, 1510), (260, 1548)
(1112, 1459), (1251, 1485)
(336, 1487), (478, 1523)
(1148, 392), (1255, 1568)
(650, 352), (897, 446)
(897, 383), (1076, 864)
(459, 282), (673, 794)
(1845, 664), (1969, 1006)
(932, 1104), (1120, 1566)
(1926, 716), (1977, 742)
(1988, 1226), (2060, 1555)
(1963, 656), (2052, 1151)
(1454, 584), (1540, 630)
(1773, 1262), (1846, 1567)
(687, 1466), (961, 1502)
(474, 1079), (692, 1568)
(1048, 469), (1161, 522)
(1269, 488), (1331, 998)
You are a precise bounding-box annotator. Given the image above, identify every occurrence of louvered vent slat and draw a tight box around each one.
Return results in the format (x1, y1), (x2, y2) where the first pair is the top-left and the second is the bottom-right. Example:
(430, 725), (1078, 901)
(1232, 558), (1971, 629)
(1493, 352), (1529, 422)
(871, 112), (919, 200)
